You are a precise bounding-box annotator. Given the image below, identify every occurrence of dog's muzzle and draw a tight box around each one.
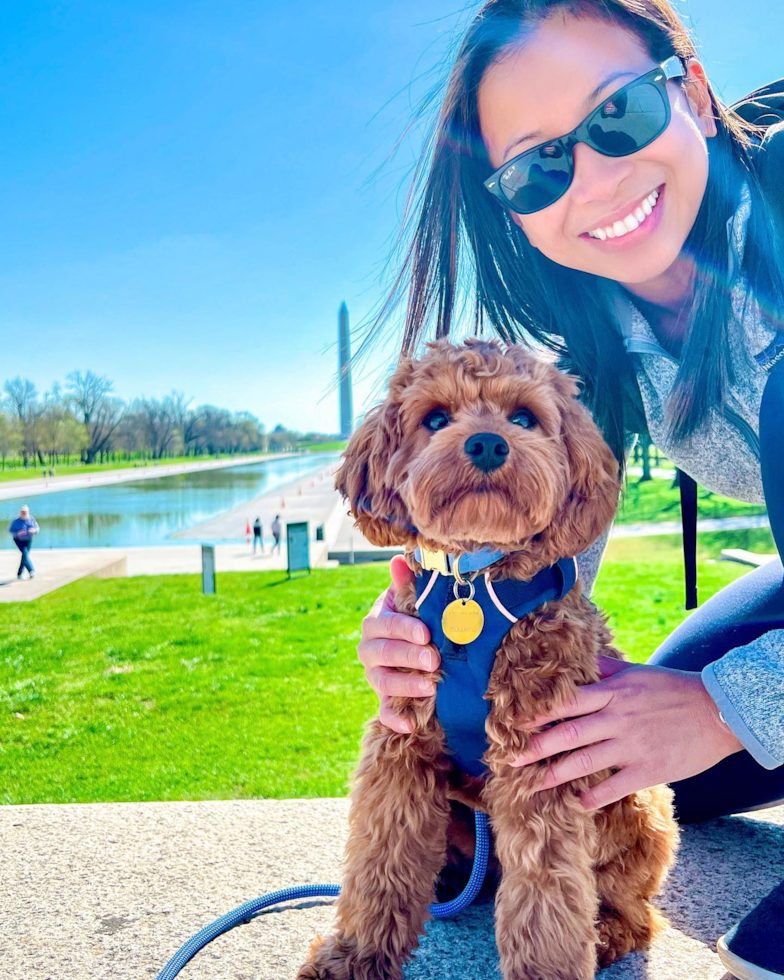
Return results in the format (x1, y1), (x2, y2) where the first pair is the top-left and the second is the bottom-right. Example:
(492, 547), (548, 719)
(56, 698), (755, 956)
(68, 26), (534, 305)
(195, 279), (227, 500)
(464, 432), (509, 473)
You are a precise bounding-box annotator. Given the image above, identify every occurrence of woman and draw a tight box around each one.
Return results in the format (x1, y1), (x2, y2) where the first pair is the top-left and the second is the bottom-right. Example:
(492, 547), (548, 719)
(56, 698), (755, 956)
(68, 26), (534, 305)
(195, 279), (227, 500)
(356, 2), (784, 977)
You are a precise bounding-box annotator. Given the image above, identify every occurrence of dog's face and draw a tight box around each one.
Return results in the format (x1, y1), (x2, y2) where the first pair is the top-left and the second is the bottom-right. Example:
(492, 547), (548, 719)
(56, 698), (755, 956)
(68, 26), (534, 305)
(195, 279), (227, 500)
(336, 340), (620, 565)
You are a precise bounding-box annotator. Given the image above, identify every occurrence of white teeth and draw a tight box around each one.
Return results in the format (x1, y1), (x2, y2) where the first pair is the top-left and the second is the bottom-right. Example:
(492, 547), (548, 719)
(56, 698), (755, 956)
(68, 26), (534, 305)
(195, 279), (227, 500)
(589, 188), (661, 240)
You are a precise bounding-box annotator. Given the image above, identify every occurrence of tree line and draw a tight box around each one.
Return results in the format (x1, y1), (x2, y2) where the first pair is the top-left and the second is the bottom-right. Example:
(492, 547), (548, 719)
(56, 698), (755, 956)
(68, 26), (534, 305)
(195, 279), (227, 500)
(0, 371), (319, 469)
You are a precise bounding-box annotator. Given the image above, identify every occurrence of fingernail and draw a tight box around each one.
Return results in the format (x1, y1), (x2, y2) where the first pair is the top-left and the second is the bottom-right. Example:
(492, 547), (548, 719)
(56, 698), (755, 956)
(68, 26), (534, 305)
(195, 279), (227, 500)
(419, 680), (436, 696)
(413, 625), (426, 644)
(419, 650), (432, 670)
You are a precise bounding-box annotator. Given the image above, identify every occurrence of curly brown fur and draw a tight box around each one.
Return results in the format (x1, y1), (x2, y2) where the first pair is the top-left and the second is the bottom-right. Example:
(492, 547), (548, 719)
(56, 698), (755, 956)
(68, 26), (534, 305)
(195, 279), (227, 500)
(297, 340), (678, 980)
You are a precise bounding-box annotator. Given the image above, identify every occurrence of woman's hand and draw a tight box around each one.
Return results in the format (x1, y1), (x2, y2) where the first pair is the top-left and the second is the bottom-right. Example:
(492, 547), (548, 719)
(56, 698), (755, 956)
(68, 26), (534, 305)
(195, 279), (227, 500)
(358, 555), (440, 734)
(510, 656), (744, 810)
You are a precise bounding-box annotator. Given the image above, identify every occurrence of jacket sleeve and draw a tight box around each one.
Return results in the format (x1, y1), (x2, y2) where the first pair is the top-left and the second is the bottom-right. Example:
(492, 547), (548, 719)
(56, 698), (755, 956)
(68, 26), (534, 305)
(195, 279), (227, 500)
(702, 632), (784, 769)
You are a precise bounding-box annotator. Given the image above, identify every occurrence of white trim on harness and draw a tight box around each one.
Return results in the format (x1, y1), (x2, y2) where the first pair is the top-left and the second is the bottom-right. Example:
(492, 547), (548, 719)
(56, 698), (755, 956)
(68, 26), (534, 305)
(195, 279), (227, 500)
(483, 573), (518, 624)
(415, 569), (440, 610)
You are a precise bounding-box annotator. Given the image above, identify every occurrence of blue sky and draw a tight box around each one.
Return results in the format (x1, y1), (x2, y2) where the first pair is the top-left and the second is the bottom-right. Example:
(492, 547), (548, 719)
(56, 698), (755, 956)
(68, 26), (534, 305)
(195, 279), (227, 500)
(1, 0), (781, 432)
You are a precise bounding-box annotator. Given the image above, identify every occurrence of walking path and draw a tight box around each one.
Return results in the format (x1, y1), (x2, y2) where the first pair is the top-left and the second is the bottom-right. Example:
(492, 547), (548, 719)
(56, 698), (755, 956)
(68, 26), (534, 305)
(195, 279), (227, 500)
(0, 452), (296, 503)
(329, 509), (773, 563)
(1, 797), (781, 979)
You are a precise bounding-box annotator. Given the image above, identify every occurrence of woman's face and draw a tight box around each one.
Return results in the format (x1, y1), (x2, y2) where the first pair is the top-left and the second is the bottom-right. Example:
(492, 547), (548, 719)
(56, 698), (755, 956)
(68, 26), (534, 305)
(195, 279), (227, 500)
(477, 14), (717, 291)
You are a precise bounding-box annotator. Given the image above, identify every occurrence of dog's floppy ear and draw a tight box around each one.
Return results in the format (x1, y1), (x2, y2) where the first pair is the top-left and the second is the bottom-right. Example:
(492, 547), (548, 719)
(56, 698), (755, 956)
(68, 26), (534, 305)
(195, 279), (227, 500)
(335, 398), (414, 548)
(540, 379), (621, 560)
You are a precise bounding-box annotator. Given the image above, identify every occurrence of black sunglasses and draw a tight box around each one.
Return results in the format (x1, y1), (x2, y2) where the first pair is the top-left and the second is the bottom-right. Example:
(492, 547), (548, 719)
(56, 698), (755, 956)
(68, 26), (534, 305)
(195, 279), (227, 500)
(484, 56), (686, 215)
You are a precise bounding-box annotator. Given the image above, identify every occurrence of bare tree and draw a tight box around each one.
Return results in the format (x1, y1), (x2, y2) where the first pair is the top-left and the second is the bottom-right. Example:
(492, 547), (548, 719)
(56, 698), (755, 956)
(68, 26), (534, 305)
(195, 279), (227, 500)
(66, 371), (125, 463)
(171, 390), (198, 455)
(3, 377), (43, 466)
(135, 396), (177, 459)
(0, 406), (22, 470)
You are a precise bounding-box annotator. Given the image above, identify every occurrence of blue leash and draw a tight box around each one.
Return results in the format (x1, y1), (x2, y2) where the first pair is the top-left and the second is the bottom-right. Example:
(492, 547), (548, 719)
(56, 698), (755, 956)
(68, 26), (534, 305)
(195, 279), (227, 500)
(156, 810), (491, 980)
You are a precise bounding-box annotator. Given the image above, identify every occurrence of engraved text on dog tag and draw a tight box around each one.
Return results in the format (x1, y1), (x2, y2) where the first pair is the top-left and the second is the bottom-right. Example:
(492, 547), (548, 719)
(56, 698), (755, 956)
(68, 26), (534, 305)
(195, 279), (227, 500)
(442, 598), (484, 644)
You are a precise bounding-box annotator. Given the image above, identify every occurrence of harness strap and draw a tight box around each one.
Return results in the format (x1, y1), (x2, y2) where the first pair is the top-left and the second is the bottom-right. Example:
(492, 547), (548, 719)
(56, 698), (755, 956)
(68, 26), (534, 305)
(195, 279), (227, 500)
(415, 556), (578, 776)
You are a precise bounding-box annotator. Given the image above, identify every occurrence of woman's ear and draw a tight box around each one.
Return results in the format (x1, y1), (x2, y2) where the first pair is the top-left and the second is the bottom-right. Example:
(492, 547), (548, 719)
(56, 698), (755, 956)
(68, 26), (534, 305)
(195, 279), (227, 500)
(334, 398), (415, 548)
(684, 58), (718, 138)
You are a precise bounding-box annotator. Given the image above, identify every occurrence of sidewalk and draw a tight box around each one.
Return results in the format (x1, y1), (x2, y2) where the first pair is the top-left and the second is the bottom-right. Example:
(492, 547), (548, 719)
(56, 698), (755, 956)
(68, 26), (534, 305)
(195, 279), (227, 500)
(0, 453), (296, 503)
(1, 798), (781, 979)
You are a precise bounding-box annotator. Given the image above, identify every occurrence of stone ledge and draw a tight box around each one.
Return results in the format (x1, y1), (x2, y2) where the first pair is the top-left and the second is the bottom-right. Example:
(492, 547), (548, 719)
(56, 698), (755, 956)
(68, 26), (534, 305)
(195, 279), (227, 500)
(1, 798), (782, 979)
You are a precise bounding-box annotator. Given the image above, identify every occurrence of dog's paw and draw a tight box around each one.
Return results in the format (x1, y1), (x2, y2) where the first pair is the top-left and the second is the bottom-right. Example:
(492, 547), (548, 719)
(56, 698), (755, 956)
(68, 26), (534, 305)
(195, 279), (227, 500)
(297, 936), (402, 980)
(596, 903), (663, 968)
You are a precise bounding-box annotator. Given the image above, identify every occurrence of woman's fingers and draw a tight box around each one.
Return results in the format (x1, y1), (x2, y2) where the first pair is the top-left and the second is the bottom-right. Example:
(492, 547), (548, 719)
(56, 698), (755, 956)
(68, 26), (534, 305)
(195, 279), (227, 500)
(537, 740), (619, 791)
(378, 695), (414, 734)
(597, 655), (636, 679)
(511, 713), (614, 766)
(389, 554), (415, 589)
(519, 678), (618, 730)
(361, 601), (430, 645)
(367, 665), (437, 700)
(361, 637), (438, 672)
(579, 769), (642, 810)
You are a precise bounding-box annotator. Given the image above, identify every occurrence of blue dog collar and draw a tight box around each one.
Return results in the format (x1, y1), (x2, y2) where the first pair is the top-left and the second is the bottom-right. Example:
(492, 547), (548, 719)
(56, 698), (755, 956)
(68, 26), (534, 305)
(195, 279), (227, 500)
(413, 545), (509, 577)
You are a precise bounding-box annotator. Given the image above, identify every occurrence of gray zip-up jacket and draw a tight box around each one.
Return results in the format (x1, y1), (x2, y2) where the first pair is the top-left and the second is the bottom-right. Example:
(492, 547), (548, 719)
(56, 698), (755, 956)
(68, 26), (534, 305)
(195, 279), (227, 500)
(578, 179), (784, 771)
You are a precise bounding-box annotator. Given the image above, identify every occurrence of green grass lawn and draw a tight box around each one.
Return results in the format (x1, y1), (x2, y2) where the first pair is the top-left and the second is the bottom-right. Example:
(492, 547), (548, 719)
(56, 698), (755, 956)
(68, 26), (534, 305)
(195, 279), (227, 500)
(617, 475), (767, 524)
(0, 452), (284, 483)
(0, 532), (766, 805)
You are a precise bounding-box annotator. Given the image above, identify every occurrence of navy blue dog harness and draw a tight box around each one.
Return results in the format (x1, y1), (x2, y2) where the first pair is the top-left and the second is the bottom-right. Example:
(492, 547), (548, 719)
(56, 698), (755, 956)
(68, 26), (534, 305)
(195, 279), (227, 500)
(415, 555), (578, 777)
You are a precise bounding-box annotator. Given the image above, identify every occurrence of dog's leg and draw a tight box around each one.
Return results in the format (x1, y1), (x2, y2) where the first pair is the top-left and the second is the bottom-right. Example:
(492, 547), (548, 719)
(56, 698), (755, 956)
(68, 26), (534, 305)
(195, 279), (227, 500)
(593, 785), (678, 967)
(482, 610), (607, 980)
(484, 766), (599, 980)
(297, 716), (451, 980)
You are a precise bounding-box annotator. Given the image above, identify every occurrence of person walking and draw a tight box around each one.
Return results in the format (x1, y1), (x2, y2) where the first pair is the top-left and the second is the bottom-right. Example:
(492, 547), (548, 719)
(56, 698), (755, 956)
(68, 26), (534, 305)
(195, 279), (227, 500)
(9, 505), (40, 580)
(354, 4), (784, 978)
(271, 515), (282, 555)
(252, 516), (264, 554)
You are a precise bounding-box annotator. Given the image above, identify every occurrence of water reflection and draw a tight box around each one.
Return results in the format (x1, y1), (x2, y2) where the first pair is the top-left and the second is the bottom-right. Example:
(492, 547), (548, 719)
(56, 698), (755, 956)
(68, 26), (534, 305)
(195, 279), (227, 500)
(1, 455), (338, 550)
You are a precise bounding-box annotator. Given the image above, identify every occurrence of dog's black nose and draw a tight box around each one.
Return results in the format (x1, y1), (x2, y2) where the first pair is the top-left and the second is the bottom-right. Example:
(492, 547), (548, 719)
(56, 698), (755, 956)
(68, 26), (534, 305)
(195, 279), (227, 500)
(464, 432), (509, 472)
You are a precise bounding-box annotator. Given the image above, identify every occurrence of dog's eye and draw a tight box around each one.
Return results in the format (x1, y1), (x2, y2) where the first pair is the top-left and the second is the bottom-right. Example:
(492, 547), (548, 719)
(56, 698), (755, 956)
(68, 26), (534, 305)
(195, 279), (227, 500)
(509, 408), (537, 430)
(422, 409), (451, 432)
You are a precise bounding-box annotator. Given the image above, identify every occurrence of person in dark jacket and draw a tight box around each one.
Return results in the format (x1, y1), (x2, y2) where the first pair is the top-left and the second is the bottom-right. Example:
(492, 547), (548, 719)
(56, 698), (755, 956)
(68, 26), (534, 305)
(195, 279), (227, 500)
(252, 516), (264, 554)
(9, 505), (40, 580)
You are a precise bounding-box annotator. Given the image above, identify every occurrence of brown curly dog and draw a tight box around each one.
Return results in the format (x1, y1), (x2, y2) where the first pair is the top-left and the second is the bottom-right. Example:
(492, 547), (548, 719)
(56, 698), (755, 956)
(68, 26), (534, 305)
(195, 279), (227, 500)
(297, 339), (678, 980)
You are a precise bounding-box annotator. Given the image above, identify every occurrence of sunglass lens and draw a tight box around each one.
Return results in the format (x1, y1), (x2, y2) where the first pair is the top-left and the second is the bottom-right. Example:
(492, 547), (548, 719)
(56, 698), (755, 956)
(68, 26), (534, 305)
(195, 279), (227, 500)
(586, 80), (667, 156)
(499, 143), (571, 213)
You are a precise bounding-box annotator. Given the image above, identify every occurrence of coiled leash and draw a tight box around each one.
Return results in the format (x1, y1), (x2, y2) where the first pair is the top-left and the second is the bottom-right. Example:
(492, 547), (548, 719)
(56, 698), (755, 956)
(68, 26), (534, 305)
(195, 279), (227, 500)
(156, 810), (491, 979)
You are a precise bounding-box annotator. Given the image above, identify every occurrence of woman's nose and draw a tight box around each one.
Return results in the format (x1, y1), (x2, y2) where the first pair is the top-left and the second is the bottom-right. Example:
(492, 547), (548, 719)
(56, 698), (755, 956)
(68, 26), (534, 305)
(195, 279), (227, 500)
(568, 141), (635, 208)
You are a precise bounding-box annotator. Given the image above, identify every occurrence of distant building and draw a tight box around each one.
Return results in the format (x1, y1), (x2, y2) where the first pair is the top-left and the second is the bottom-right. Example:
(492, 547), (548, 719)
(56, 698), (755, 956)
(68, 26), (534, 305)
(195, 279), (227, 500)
(338, 302), (353, 438)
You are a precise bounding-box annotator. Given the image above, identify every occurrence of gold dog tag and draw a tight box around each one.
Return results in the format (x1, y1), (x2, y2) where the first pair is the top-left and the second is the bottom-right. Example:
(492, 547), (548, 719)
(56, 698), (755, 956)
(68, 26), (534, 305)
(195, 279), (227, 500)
(420, 546), (449, 574)
(442, 598), (484, 644)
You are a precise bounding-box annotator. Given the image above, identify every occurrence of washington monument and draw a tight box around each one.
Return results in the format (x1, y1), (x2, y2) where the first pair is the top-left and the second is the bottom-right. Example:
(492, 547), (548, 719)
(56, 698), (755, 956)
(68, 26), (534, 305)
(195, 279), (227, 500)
(338, 302), (353, 438)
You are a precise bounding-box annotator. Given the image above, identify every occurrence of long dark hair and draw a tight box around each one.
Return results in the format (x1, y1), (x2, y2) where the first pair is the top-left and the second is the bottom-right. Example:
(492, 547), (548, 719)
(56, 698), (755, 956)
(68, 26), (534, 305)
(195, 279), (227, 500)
(362, 0), (784, 466)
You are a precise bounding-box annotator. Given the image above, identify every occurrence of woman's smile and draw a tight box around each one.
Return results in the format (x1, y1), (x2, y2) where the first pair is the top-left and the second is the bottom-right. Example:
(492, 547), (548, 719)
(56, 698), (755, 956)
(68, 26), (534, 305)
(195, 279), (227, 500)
(580, 183), (666, 249)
